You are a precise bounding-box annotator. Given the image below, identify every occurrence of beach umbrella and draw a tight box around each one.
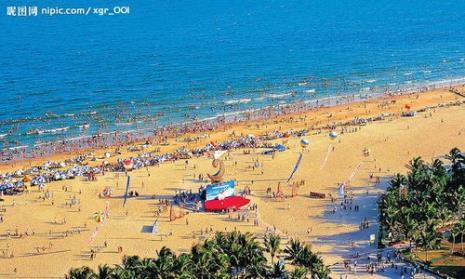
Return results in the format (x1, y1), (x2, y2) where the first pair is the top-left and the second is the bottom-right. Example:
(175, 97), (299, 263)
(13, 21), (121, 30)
(23, 175), (31, 183)
(54, 173), (61, 180)
(123, 159), (133, 171)
(274, 144), (286, 152)
(214, 150), (227, 159)
(329, 131), (337, 139)
(300, 138), (309, 149)
(93, 211), (105, 224)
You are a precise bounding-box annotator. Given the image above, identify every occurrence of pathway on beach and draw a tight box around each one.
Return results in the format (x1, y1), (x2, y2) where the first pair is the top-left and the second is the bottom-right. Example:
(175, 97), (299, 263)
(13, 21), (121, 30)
(329, 249), (440, 279)
(324, 180), (440, 279)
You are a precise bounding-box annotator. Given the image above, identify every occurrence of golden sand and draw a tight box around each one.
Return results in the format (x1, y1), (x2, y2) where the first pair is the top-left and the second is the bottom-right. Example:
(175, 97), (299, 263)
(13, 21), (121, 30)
(0, 88), (464, 277)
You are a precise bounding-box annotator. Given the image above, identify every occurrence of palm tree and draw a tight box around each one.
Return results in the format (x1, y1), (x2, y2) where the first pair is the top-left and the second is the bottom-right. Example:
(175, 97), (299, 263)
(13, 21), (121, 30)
(264, 232), (281, 264)
(390, 173), (407, 190)
(451, 222), (461, 254)
(458, 220), (465, 252)
(191, 240), (231, 278)
(446, 148), (465, 191)
(243, 251), (267, 278)
(416, 222), (442, 263)
(173, 253), (194, 276)
(95, 265), (113, 279)
(406, 157), (433, 193)
(404, 213), (419, 250)
(378, 148), (464, 266)
(212, 231), (242, 276)
(121, 255), (141, 271)
(136, 258), (157, 278)
(110, 265), (134, 279)
(241, 236), (267, 278)
(65, 267), (95, 279)
(289, 266), (307, 279)
(378, 190), (403, 241)
(65, 231), (326, 279)
(154, 246), (177, 277)
(284, 239), (328, 278)
(445, 147), (463, 168)
(284, 239), (305, 266)
(267, 262), (286, 278)
(312, 260), (330, 279)
(215, 231), (267, 277)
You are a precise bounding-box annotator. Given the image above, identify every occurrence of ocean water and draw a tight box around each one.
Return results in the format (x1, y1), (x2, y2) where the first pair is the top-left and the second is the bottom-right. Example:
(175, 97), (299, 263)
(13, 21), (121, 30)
(1, 0), (465, 149)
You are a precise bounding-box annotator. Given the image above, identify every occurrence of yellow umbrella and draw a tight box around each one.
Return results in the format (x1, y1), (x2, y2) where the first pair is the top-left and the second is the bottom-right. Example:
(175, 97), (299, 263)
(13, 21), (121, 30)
(23, 175), (31, 183)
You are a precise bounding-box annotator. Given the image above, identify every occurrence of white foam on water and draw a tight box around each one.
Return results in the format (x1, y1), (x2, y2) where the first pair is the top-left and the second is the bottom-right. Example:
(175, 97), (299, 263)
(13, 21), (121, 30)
(268, 92), (293, 99)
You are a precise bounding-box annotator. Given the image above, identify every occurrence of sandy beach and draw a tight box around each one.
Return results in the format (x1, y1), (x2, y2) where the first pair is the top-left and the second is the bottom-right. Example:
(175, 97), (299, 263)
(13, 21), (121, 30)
(0, 88), (464, 278)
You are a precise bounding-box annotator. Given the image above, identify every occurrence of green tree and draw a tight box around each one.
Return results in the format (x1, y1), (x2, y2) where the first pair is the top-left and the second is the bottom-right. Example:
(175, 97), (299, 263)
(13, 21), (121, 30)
(451, 222), (461, 254)
(267, 262), (286, 278)
(289, 266), (307, 279)
(154, 246), (177, 278)
(284, 239), (328, 278)
(264, 232), (281, 264)
(65, 267), (95, 279)
(95, 265), (113, 279)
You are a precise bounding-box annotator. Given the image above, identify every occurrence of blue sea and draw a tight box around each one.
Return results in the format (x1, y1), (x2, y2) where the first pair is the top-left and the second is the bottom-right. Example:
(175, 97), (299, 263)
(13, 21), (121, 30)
(1, 0), (465, 149)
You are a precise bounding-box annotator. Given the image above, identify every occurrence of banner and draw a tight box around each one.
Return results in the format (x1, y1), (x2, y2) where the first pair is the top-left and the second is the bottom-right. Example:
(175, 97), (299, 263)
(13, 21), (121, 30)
(204, 180), (235, 201)
(123, 175), (130, 207)
(287, 152), (303, 182)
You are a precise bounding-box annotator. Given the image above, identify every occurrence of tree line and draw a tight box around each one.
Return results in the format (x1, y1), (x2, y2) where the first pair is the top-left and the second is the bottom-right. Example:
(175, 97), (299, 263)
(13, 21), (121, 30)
(66, 231), (329, 278)
(379, 147), (465, 263)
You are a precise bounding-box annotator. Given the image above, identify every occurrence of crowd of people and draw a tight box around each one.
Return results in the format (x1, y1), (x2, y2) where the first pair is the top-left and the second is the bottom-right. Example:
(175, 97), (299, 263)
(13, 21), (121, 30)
(339, 249), (437, 278)
(6, 85), (462, 163)
(1, 97), (464, 201)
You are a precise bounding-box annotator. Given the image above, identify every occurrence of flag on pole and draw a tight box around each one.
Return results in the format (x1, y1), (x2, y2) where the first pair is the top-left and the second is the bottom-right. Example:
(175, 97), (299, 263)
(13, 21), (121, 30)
(287, 153), (303, 182)
(123, 175), (131, 207)
(89, 226), (99, 243)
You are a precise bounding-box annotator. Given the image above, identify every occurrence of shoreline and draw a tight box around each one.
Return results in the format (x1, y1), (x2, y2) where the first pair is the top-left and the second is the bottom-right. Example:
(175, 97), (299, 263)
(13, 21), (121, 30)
(2, 77), (465, 159)
(1, 83), (464, 173)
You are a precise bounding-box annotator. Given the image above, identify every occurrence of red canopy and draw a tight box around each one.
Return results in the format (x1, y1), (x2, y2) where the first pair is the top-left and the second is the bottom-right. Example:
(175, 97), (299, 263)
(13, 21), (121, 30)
(205, 196), (250, 212)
